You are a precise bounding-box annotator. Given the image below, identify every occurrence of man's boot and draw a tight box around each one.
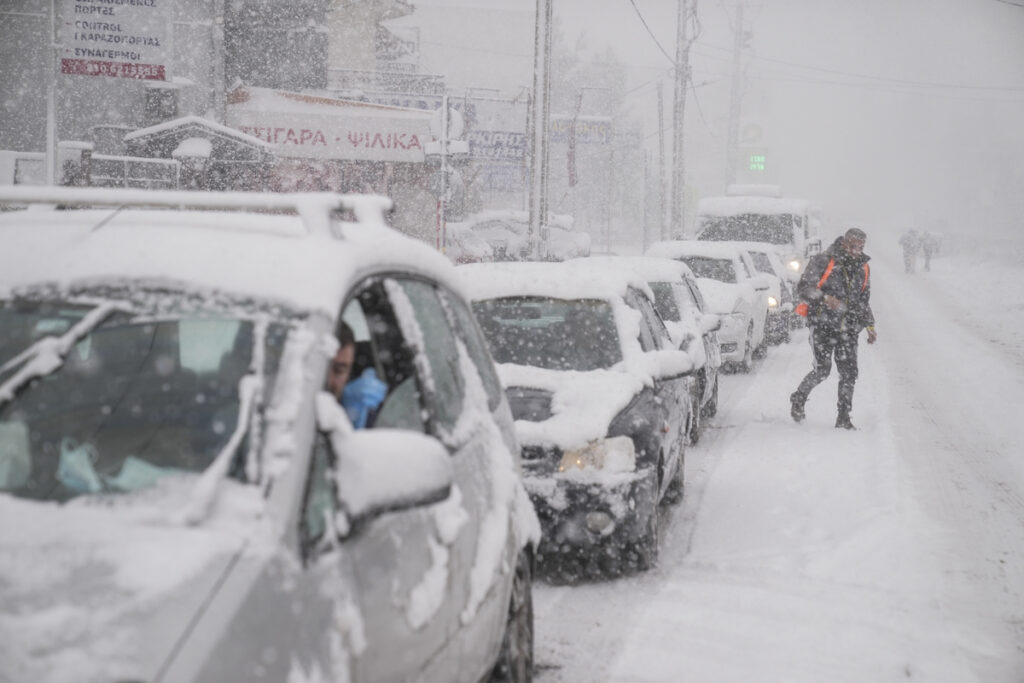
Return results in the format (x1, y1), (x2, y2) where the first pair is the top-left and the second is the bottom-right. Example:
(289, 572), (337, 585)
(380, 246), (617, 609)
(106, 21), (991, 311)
(835, 413), (855, 430)
(790, 392), (806, 422)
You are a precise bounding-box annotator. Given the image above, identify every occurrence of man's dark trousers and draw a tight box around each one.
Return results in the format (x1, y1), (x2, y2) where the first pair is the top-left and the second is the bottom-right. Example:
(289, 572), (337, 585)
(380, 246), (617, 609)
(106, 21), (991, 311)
(793, 325), (860, 417)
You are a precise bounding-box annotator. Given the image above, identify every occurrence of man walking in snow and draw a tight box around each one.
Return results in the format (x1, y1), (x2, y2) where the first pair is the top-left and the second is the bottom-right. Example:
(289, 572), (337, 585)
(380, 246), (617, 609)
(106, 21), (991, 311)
(790, 228), (877, 429)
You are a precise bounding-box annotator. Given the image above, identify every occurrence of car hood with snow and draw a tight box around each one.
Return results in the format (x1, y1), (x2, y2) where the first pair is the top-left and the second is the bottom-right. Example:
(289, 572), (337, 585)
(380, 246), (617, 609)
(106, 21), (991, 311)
(0, 481), (270, 683)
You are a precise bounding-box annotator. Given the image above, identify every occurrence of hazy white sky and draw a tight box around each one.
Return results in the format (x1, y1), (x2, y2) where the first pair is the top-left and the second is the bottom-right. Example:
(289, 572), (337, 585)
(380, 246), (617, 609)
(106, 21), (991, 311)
(410, 0), (1024, 236)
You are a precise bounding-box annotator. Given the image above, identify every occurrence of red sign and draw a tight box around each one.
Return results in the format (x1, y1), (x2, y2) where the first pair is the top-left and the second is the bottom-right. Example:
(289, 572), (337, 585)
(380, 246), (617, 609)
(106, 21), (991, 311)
(61, 58), (165, 80)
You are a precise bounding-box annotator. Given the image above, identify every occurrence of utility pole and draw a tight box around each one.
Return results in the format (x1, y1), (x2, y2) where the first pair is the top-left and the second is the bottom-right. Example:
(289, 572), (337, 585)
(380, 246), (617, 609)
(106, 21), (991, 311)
(46, 0), (58, 185)
(528, 0), (553, 259)
(670, 0), (692, 239)
(657, 80), (666, 240)
(725, 2), (744, 189)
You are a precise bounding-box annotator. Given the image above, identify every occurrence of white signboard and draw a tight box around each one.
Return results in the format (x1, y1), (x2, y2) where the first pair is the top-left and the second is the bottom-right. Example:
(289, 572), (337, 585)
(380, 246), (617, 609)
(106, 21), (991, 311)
(229, 111), (431, 163)
(61, 0), (171, 81)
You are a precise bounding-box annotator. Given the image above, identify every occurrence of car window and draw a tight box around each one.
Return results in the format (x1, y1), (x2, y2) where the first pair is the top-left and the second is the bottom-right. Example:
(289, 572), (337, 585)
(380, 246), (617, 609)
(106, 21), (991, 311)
(748, 251), (775, 275)
(338, 281), (427, 434)
(440, 288), (504, 413)
(385, 278), (465, 437)
(624, 288), (662, 351)
(685, 279), (708, 313)
(737, 255), (753, 278)
(681, 256), (736, 283)
(649, 282), (681, 322)
(671, 283), (700, 318)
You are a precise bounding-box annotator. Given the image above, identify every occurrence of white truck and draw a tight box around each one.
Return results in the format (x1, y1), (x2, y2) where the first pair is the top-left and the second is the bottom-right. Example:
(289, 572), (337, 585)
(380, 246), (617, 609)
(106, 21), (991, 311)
(695, 184), (821, 282)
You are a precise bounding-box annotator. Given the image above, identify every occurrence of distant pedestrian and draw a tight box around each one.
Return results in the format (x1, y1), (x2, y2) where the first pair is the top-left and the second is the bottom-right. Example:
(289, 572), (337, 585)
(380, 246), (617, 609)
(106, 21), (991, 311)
(899, 229), (920, 274)
(790, 228), (877, 430)
(921, 231), (938, 272)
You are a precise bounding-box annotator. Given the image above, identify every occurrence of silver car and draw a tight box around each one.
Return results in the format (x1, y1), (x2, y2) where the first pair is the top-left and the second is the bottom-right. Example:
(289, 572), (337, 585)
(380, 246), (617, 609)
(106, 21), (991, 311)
(0, 188), (538, 683)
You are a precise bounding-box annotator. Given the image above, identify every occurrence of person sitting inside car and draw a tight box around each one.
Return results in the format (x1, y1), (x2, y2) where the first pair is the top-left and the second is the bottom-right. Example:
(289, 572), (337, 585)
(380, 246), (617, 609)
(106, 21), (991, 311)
(326, 322), (387, 429)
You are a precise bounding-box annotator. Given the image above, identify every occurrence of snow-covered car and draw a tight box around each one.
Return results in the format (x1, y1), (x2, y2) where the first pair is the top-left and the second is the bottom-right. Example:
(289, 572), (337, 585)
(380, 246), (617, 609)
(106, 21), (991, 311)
(732, 241), (796, 344)
(0, 187), (539, 683)
(453, 210), (590, 262)
(445, 220), (494, 264)
(646, 240), (771, 372)
(459, 260), (694, 580)
(577, 255), (722, 445)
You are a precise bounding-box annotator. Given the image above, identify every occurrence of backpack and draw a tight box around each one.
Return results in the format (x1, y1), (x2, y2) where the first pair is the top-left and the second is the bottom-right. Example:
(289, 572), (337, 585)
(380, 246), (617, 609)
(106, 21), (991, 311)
(795, 258), (869, 316)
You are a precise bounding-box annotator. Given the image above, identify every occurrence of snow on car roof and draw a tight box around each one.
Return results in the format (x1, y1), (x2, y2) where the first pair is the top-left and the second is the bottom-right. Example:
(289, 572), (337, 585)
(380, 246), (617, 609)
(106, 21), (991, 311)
(646, 240), (745, 261)
(0, 190), (458, 316)
(575, 255), (696, 284)
(457, 259), (651, 302)
(697, 195), (809, 216)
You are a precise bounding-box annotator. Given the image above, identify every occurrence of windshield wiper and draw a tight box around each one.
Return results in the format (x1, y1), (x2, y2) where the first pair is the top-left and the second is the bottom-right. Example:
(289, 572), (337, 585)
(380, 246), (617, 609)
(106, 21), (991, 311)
(0, 303), (118, 406)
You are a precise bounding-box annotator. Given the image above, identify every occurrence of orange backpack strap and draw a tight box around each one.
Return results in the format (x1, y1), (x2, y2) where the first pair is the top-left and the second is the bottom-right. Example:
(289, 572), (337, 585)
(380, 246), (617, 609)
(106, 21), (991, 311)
(861, 263), (869, 291)
(817, 259), (835, 288)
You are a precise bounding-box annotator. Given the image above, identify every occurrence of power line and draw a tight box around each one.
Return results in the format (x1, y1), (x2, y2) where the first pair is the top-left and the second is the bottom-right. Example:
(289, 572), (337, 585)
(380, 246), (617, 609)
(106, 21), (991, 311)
(625, 0), (677, 67)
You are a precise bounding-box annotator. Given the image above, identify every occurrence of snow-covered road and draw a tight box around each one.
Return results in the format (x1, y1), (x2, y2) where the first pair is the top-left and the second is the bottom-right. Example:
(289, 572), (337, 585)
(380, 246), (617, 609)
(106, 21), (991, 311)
(534, 247), (1024, 682)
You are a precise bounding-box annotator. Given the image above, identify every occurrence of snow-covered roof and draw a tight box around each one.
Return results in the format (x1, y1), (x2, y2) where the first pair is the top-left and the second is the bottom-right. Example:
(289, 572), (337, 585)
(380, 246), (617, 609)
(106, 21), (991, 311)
(0, 188), (458, 317)
(646, 240), (746, 261)
(697, 195), (809, 217)
(457, 209), (575, 231)
(228, 86), (434, 120)
(458, 259), (650, 302)
(124, 115), (272, 149)
(576, 255), (696, 284)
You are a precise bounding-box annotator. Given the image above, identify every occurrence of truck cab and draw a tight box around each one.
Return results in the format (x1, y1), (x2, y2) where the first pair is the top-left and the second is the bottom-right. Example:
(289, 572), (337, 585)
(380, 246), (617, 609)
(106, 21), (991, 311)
(695, 184), (821, 282)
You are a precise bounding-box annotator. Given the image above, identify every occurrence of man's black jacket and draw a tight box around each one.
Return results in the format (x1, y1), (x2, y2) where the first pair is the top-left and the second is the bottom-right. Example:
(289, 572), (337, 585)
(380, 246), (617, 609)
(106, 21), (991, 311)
(797, 237), (875, 333)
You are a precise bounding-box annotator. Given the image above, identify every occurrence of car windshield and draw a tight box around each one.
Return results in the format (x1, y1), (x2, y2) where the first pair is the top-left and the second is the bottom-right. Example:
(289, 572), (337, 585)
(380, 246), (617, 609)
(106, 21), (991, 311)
(0, 299), (284, 502)
(697, 214), (795, 246)
(472, 296), (622, 371)
(649, 282), (680, 322)
(679, 257), (737, 283)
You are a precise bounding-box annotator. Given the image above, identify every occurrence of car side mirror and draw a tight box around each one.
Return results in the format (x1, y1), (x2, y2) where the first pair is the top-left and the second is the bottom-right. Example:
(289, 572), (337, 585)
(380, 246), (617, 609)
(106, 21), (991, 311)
(641, 348), (694, 380)
(315, 392), (453, 524)
(751, 274), (772, 291)
(699, 313), (721, 333)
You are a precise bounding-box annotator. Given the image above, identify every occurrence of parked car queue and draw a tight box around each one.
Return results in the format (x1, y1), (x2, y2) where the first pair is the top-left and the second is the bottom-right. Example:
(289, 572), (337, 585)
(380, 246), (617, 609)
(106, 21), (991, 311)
(0, 187), (797, 683)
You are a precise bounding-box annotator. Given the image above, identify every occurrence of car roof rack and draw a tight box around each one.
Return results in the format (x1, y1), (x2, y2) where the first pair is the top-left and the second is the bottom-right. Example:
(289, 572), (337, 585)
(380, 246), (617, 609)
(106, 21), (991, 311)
(0, 187), (393, 238)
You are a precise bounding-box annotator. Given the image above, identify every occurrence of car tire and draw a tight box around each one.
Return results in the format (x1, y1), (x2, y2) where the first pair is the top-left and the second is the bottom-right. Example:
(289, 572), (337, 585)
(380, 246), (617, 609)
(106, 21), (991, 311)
(752, 320), (769, 359)
(633, 502), (660, 571)
(664, 430), (687, 505)
(687, 393), (701, 445)
(701, 376), (718, 418)
(739, 324), (754, 372)
(489, 550), (534, 683)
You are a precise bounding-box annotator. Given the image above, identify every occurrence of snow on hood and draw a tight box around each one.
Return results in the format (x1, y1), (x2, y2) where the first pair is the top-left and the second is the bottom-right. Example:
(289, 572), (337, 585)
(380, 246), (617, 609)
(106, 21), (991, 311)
(496, 363), (644, 451)
(694, 277), (744, 314)
(0, 479), (271, 683)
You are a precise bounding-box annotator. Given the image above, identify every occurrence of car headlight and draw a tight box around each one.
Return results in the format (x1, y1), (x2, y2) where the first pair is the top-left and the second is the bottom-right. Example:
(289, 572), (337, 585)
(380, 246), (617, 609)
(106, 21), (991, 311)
(558, 436), (636, 473)
(767, 295), (779, 308)
(787, 259), (801, 271)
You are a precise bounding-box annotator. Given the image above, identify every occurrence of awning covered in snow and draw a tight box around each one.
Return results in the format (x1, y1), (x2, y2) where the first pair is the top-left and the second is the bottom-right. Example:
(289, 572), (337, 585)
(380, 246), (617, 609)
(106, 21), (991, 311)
(226, 86), (433, 163)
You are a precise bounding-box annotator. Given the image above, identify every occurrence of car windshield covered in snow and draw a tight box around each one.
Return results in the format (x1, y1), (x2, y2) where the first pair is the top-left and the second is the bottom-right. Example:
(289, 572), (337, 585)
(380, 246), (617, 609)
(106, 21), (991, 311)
(679, 256), (738, 283)
(697, 213), (795, 246)
(472, 296), (622, 371)
(0, 297), (285, 502)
